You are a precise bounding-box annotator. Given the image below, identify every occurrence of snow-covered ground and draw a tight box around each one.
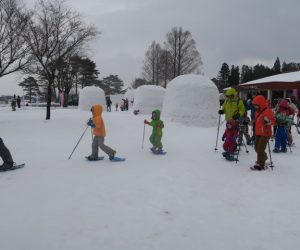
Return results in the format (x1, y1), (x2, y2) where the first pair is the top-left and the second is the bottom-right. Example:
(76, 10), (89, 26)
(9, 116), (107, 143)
(1, 106), (300, 250)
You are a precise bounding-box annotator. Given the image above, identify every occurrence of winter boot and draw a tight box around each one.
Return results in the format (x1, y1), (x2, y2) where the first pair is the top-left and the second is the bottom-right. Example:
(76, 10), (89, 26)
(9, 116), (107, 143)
(251, 164), (265, 171)
(280, 148), (287, 153)
(222, 151), (229, 157)
(109, 150), (116, 160)
(87, 155), (97, 161)
(273, 148), (280, 153)
(150, 147), (157, 153)
(226, 154), (235, 161)
(0, 162), (14, 171)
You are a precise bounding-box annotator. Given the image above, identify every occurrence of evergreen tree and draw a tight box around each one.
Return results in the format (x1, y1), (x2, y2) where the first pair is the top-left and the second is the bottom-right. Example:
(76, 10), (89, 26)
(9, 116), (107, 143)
(18, 76), (40, 103)
(100, 75), (124, 95)
(217, 62), (230, 89)
(272, 57), (281, 74)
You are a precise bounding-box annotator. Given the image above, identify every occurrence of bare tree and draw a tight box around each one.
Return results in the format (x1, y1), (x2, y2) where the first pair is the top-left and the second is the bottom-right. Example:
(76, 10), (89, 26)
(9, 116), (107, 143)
(142, 41), (161, 85)
(164, 27), (202, 78)
(23, 0), (99, 119)
(0, 0), (31, 77)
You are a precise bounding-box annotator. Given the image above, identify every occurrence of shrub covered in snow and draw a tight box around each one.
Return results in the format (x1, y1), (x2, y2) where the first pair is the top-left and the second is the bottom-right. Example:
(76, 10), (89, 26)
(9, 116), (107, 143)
(78, 86), (106, 111)
(162, 74), (219, 127)
(132, 85), (165, 114)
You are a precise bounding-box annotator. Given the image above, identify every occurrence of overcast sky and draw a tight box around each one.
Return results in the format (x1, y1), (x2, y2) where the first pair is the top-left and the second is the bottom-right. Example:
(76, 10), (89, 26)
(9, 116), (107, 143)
(1, 0), (300, 95)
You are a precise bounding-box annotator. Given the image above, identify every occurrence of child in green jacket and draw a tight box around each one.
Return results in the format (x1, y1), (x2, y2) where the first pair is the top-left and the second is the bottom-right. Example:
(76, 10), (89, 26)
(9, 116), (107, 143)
(144, 109), (164, 153)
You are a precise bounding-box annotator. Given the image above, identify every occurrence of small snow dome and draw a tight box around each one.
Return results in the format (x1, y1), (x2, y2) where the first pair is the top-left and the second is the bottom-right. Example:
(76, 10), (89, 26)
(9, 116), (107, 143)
(162, 74), (219, 127)
(133, 85), (165, 114)
(78, 86), (106, 111)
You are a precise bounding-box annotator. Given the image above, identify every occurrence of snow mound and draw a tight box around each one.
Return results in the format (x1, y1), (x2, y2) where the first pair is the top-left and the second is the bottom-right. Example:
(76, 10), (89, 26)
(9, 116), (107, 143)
(133, 85), (165, 114)
(78, 86), (106, 111)
(162, 74), (219, 127)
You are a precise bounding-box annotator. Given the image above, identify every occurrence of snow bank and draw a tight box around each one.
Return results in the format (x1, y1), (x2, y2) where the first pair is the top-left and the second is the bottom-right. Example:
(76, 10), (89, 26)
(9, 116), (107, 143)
(162, 74), (219, 127)
(78, 86), (105, 111)
(132, 85), (165, 114)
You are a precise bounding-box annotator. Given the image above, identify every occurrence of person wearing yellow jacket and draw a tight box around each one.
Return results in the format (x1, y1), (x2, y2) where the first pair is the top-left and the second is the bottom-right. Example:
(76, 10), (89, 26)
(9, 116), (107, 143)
(219, 88), (246, 121)
(86, 104), (116, 160)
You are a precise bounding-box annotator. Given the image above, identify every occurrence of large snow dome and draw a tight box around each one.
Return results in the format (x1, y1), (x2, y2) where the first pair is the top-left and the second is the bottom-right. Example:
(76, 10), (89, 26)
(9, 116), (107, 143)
(133, 85), (165, 114)
(162, 74), (219, 127)
(78, 86), (106, 111)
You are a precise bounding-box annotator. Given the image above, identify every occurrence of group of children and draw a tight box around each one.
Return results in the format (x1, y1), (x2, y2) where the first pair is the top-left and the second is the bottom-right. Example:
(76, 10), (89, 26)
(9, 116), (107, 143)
(220, 92), (299, 170)
(86, 104), (165, 161)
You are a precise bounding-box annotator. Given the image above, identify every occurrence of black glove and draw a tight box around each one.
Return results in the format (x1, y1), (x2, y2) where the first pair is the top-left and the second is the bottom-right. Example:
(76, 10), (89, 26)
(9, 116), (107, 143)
(222, 136), (225, 141)
(232, 113), (240, 120)
(218, 110), (224, 115)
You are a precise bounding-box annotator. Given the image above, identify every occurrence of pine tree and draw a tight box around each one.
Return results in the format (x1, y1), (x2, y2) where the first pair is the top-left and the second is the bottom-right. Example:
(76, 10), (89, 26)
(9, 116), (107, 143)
(18, 76), (40, 103)
(272, 57), (281, 74)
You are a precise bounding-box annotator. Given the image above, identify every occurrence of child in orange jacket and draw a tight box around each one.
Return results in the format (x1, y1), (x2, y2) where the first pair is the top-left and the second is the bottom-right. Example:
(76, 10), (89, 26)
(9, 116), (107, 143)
(86, 104), (116, 160)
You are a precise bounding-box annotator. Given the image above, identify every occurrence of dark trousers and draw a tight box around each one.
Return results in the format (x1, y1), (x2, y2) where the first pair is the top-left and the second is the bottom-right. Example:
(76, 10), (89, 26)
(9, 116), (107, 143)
(254, 136), (269, 166)
(0, 138), (14, 164)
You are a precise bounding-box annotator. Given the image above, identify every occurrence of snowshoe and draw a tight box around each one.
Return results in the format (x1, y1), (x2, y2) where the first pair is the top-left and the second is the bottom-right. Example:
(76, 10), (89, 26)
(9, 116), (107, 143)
(152, 148), (167, 155)
(225, 154), (236, 161)
(85, 156), (104, 161)
(0, 163), (25, 172)
(110, 156), (126, 161)
(250, 164), (265, 171)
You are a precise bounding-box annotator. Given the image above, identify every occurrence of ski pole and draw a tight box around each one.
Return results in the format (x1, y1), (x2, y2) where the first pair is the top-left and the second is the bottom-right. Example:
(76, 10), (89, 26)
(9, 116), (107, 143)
(267, 140), (274, 170)
(142, 124), (146, 149)
(68, 125), (89, 160)
(214, 114), (221, 151)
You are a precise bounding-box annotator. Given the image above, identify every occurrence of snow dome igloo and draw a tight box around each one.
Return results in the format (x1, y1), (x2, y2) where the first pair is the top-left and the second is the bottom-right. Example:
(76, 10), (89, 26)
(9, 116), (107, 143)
(78, 86), (106, 111)
(162, 74), (219, 127)
(132, 85), (165, 114)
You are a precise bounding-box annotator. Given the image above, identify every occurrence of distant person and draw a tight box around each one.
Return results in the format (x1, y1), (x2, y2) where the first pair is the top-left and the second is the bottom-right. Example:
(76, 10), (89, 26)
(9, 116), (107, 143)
(106, 96), (112, 112)
(17, 96), (21, 108)
(0, 138), (14, 171)
(11, 95), (17, 111)
(144, 109), (164, 154)
(115, 103), (118, 111)
(86, 104), (116, 160)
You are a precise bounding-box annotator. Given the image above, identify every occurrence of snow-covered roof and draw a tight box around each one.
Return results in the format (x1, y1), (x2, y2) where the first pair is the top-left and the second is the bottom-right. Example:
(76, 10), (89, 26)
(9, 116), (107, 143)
(241, 71), (300, 85)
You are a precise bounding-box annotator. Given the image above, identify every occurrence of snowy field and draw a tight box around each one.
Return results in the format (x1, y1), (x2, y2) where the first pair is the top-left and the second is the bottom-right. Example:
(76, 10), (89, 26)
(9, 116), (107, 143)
(1, 106), (300, 250)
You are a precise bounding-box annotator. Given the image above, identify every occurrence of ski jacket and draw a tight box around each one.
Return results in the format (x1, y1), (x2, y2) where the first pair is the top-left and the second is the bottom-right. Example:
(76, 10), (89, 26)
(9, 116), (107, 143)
(149, 109), (164, 138)
(91, 104), (106, 136)
(221, 88), (245, 121)
(252, 95), (275, 137)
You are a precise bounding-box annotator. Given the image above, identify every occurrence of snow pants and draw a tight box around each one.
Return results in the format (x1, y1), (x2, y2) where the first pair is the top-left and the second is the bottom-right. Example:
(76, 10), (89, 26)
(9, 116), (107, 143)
(274, 126), (288, 150)
(150, 133), (163, 149)
(0, 138), (14, 164)
(223, 140), (235, 155)
(254, 136), (269, 166)
(91, 136), (115, 158)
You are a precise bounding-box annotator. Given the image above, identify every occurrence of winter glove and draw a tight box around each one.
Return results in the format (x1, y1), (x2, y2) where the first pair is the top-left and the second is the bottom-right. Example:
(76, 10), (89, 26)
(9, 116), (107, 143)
(87, 118), (95, 128)
(218, 109), (224, 115)
(263, 116), (270, 125)
(144, 119), (149, 125)
(232, 113), (240, 120)
(232, 136), (237, 142)
(222, 135), (225, 141)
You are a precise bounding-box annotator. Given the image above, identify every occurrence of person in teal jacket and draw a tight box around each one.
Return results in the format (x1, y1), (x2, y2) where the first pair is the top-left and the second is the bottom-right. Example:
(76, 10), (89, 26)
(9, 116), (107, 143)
(144, 109), (164, 153)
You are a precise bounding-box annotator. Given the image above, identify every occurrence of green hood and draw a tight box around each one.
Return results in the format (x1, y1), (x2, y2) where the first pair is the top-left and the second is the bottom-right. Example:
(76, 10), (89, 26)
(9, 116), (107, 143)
(152, 109), (161, 121)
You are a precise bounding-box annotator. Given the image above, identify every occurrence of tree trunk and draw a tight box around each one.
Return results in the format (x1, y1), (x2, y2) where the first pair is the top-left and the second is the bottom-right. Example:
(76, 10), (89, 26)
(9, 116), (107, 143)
(63, 92), (69, 107)
(46, 82), (52, 120)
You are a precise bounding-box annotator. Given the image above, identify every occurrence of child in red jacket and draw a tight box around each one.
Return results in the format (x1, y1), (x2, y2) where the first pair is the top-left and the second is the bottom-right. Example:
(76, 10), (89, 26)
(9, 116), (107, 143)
(222, 119), (238, 161)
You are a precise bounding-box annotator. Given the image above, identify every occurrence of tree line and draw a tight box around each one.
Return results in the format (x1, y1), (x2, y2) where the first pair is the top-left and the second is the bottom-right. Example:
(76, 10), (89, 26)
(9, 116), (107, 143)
(0, 0), (125, 119)
(213, 57), (300, 91)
